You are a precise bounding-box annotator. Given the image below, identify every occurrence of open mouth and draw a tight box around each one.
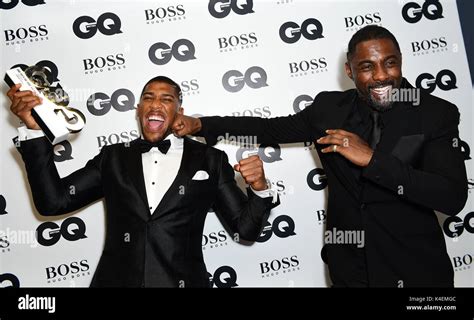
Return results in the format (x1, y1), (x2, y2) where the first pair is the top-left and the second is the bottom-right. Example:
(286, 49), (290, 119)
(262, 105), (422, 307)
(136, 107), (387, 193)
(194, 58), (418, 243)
(145, 113), (165, 132)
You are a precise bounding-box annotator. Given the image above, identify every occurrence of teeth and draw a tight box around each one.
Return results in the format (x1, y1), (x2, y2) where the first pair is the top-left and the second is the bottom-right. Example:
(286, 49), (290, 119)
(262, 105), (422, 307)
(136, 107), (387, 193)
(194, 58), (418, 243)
(371, 85), (392, 95)
(148, 115), (164, 121)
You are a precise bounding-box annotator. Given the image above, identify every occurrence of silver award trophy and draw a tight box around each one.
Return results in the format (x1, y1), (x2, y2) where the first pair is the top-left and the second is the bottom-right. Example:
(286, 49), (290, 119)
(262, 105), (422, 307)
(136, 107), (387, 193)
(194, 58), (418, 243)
(5, 66), (86, 144)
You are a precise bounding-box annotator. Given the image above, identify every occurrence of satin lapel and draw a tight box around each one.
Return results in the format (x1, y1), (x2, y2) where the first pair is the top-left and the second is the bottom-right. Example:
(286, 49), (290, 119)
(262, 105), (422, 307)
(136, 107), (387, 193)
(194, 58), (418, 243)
(123, 139), (150, 222)
(151, 137), (206, 220)
(318, 91), (363, 199)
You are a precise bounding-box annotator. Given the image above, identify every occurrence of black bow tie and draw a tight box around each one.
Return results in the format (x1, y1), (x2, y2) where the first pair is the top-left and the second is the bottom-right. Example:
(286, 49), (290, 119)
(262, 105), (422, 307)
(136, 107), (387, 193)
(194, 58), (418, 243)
(137, 139), (171, 154)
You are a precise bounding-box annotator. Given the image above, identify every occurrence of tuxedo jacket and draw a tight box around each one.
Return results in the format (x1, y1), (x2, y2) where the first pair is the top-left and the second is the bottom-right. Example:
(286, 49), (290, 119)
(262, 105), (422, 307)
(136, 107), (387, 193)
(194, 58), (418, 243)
(17, 136), (278, 287)
(199, 79), (468, 287)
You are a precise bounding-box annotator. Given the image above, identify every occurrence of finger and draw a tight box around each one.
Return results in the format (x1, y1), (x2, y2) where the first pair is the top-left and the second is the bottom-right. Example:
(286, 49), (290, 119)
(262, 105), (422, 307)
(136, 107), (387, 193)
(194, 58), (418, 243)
(6, 84), (21, 100)
(238, 155), (260, 166)
(238, 161), (263, 173)
(316, 133), (346, 144)
(233, 164), (241, 172)
(317, 136), (344, 146)
(321, 145), (344, 153)
(13, 90), (36, 98)
(242, 174), (261, 184)
(326, 129), (355, 136)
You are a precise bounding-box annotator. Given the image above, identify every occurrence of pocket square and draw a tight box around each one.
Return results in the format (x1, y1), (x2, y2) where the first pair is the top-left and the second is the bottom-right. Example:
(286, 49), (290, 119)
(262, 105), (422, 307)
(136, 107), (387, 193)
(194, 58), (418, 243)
(192, 170), (209, 180)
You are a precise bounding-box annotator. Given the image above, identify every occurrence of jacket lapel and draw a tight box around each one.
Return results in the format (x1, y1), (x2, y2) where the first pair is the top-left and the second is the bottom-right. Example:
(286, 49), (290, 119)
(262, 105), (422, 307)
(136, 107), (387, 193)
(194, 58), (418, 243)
(318, 91), (363, 200)
(123, 139), (150, 222)
(150, 137), (206, 220)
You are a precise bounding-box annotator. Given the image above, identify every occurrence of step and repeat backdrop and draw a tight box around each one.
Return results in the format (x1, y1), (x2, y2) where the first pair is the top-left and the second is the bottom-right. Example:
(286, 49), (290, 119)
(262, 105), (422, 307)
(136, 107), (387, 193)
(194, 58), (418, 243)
(0, 0), (472, 287)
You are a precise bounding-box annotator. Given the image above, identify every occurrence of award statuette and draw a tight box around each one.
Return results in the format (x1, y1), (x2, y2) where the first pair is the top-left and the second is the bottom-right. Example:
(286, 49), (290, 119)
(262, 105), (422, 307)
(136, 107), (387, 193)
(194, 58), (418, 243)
(5, 66), (86, 144)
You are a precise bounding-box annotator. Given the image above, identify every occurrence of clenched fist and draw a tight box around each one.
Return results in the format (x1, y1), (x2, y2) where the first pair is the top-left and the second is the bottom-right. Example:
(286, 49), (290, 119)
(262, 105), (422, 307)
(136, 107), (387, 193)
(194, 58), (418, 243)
(172, 114), (202, 137)
(6, 84), (42, 130)
(233, 155), (268, 191)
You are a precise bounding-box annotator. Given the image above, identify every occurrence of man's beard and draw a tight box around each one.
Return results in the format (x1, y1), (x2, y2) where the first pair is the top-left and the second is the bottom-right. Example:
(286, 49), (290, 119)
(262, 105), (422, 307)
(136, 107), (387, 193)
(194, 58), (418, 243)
(366, 80), (396, 112)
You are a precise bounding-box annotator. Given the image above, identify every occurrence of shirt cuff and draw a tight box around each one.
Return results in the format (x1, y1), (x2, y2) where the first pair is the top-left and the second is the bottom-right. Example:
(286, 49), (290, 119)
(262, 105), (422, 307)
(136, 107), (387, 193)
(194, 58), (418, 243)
(18, 126), (45, 141)
(250, 179), (278, 203)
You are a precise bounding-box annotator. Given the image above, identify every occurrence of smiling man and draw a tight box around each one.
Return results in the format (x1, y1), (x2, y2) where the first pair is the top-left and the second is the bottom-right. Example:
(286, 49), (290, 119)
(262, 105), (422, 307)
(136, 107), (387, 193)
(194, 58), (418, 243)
(172, 26), (468, 287)
(7, 75), (278, 287)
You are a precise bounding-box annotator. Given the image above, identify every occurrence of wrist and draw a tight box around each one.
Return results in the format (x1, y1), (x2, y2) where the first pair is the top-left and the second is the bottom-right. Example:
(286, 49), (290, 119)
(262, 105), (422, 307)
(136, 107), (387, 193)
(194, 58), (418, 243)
(251, 178), (269, 191)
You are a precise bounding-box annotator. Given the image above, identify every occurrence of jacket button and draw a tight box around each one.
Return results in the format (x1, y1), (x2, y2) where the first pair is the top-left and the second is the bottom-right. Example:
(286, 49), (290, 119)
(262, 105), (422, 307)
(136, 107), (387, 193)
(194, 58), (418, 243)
(360, 203), (366, 209)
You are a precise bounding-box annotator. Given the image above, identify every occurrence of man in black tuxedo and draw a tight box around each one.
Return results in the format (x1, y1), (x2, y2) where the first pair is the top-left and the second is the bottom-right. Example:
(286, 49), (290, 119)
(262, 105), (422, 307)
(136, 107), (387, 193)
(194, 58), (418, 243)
(7, 76), (278, 287)
(173, 26), (468, 287)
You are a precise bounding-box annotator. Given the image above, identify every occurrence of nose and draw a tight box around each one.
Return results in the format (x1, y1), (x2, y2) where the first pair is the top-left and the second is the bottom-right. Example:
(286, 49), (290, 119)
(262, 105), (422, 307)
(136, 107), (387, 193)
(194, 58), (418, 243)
(373, 64), (389, 83)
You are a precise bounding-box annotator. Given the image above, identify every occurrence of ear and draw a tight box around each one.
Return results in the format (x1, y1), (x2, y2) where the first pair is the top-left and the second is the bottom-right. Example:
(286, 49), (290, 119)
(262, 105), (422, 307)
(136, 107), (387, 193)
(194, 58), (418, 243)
(178, 107), (184, 115)
(345, 61), (353, 80)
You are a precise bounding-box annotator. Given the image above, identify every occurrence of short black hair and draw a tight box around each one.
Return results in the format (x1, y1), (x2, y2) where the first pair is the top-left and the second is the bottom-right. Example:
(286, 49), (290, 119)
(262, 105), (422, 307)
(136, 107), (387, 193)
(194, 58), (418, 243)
(346, 25), (401, 61)
(140, 76), (182, 104)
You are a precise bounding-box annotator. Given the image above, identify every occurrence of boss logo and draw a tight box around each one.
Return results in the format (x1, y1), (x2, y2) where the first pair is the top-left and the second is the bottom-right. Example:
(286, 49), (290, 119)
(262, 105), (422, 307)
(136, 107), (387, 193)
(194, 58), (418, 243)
(45, 259), (90, 282)
(443, 212), (473, 238)
(87, 88), (136, 116)
(83, 53), (125, 74)
(293, 94), (313, 113)
(72, 12), (122, 39)
(411, 37), (447, 54)
(344, 12), (381, 29)
(402, 0), (443, 24)
(208, 0), (253, 19)
(289, 57), (327, 75)
(36, 217), (87, 247)
(144, 5), (185, 23)
(180, 79), (200, 96)
(452, 254), (472, 270)
(4, 25), (48, 44)
(0, 0), (44, 10)
(259, 255), (300, 275)
(96, 130), (140, 149)
(218, 32), (257, 51)
(307, 168), (327, 191)
(222, 66), (268, 93)
(257, 215), (296, 243)
(230, 106), (271, 117)
(416, 69), (457, 93)
(148, 39), (196, 65)
(208, 266), (238, 288)
(279, 18), (324, 44)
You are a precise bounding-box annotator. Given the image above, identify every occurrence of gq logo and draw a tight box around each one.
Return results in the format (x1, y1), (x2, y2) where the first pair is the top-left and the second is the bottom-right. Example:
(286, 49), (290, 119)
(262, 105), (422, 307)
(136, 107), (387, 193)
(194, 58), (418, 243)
(293, 94), (313, 113)
(148, 39), (196, 65)
(208, 0), (253, 19)
(307, 168), (328, 191)
(0, 273), (20, 288)
(36, 217), (87, 246)
(416, 69), (457, 93)
(12, 60), (60, 84)
(222, 66), (268, 93)
(402, 0), (443, 24)
(53, 141), (73, 162)
(257, 215), (296, 243)
(208, 266), (238, 288)
(279, 18), (324, 44)
(0, 195), (7, 215)
(0, 0), (44, 9)
(73, 12), (122, 39)
(460, 140), (471, 161)
(443, 212), (473, 238)
(236, 143), (282, 163)
(87, 89), (135, 116)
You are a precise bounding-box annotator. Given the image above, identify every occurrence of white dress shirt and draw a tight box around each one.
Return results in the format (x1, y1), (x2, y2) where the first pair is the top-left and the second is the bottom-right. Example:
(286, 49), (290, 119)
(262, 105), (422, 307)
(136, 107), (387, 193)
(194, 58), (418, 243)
(18, 128), (276, 215)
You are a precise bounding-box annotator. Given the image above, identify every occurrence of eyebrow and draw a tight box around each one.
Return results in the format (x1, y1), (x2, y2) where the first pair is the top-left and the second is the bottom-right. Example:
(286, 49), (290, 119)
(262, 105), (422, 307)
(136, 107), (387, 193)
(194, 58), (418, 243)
(142, 92), (176, 99)
(356, 55), (399, 66)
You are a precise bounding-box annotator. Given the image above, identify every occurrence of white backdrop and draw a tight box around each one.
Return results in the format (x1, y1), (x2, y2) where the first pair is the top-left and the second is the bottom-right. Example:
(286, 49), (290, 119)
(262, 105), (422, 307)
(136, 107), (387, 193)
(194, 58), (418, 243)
(0, 0), (472, 287)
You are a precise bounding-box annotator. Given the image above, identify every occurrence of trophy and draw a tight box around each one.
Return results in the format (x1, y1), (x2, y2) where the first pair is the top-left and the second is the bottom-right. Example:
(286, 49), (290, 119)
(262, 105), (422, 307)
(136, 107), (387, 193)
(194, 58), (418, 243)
(5, 66), (86, 144)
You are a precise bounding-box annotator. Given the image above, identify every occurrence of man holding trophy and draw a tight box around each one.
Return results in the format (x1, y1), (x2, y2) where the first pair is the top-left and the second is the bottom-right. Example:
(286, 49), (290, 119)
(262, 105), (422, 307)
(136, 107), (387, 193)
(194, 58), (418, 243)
(6, 75), (278, 287)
